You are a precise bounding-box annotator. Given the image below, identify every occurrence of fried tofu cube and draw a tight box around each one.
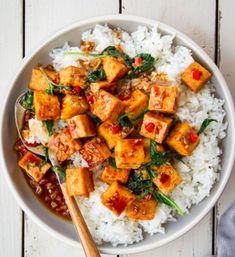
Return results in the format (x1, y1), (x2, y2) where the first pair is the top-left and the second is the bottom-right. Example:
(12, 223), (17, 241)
(18, 151), (51, 182)
(90, 81), (116, 93)
(66, 167), (94, 197)
(126, 199), (157, 221)
(152, 164), (182, 195)
(165, 122), (200, 156)
(123, 90), (148, 119)
(34, 92), (61, 120)
(181, 61), (212, 93)
(79, 137), (111, 167)
(61, 94), (89, 120)
(59, 66), (87, 88)
(102, 56), (129, 82)
(48, 128), (82, 162)
(148, 85), (178, 114)
(28, 66), (59, 92)
(143, 138), (165, 163)
(89, 90), (125, 122)
(101, 163), (131, 184)
(101, 181), (135, 216)
(67, 114), (96, 139)
(98, 120), (132, 149)
(140, 112), (172, 144)
(115, 139), (145, 169)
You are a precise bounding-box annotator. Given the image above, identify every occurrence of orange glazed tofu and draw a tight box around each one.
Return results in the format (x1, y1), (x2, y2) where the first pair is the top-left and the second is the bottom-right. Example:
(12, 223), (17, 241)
(59, 66), (88, 88)
(34, 91), (61, 120)
(101, 162), (131, 184)
(115, 139), (145, 169)
(140, 112), (172, 144)
(153, 164), (182, 195)
(18, 151), (51, 182)
(89, 90), (125, 122)
(61, 94), (89, 120)
(79, 137), (111, 167)
(98, 120), (132, 149)
(67, 114), (96, 139)
(102, 56), (129, 83)
(123, 90), (148, 119)
(166, 122), (200, 156)
(90, 81), (116, 93)
(126, 199), (157, 221)
(101, 181), (135, 216)
(148, 85), (178, 114)
(48, 128), (82, 162)
(181, 61), (212, 93)
(28, 66), (59, 92)
(66, 167), (94, 197)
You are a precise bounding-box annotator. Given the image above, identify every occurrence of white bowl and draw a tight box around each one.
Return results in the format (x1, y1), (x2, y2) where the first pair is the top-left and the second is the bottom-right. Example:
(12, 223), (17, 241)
(1, 15), (235, 255)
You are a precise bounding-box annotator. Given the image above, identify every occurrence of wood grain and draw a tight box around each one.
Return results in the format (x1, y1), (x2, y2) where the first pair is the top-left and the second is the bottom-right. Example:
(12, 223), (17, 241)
(0, 0), (23, 257)
(24, 1), (119, 256)
(215, 0), (235, 253)
(121, 0), (216, 256)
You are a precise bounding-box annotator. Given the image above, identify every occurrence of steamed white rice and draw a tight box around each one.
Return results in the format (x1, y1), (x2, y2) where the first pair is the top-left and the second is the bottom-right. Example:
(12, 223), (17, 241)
(29, 25), (227, 246)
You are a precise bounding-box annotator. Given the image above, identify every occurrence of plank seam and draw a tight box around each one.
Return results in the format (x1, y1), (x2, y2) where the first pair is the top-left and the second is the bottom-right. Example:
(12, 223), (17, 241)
(212, 0), (220, 255)
(22, 0), (26, 256)
(119, 0), (122, 14)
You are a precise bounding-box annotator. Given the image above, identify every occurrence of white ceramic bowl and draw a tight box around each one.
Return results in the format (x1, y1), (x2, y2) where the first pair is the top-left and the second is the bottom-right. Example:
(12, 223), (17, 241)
(1, 15), (235, 255)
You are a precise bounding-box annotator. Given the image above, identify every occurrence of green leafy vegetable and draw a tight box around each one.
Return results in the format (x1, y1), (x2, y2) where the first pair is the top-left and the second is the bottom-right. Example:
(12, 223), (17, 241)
(150, 140), (183, 166)
(129, 53), (155, 78)
(118, 108), (149, 128)
(43, 120), (54, 136)
(150, 140), (169, 166)
(130, 108), (149, 122)
(86, 69), (106, 83)
(128, 170), (153, 196)
(145, 165), (157, 179)
(197, 118), (218, 135)
(108, 157), (117, 168)
(90, 114), (102, 125)
(127, 169), (184, 216)
(21, 91), (34, 112)
(40, 147), (49, 166)
(118, 114), (133, 128)
(101, 46), (133, 66)
(52, 166), (66, 177)
(153, 192), (185, 216)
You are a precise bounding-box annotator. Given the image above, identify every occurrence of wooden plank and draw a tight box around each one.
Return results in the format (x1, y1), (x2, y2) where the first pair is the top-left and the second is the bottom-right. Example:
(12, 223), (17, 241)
(216, 0), (235, 253)
(24, 1), (119, 256)
(25, 0), (119, 55)
(121, 0), (216, 256)
(0, 0), (23, 256)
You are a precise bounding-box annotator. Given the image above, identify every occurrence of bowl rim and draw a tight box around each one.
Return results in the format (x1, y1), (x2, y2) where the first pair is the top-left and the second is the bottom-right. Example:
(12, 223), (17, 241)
(1, 14), (235, 255)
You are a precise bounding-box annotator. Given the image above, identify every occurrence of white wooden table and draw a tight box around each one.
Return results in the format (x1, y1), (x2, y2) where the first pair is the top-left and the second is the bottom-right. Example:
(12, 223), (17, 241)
(0, 1), (235, 256)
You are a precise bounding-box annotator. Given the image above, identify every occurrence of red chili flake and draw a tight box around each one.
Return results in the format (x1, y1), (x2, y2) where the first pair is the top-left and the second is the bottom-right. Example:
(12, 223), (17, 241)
(25, 141), (39, 147)
(135, 57), (142, 66)
(192, 70), (202, 80)
(118, 94), (129, 100)
(145, 193), (152, 201)
(160, 173), (170, 184)
(111, 124), (121, 134)
(190, 133), (199, 143)
(145, 122), (155, 132)
(73, 86), (81, 93)
(87, 95), (94, 104)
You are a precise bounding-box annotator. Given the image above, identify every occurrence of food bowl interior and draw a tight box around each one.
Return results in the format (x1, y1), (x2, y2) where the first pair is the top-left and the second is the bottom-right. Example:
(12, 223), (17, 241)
(1, 16), (234, 255)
